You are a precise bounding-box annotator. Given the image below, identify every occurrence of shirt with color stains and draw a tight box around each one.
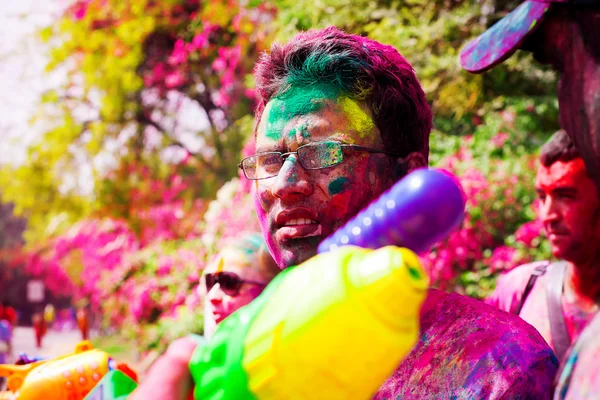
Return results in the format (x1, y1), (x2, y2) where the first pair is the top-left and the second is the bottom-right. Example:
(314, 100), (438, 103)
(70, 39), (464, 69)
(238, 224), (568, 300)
(486, 262), (595, 353)
(555, 311), (600, 399)
(374, 289), (558, 399)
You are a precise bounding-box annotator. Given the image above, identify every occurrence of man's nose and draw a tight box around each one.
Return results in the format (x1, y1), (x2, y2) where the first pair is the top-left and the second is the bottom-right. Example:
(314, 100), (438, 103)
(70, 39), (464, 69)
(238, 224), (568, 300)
(208, 286), (223, 304)
(539, 197), (560, 223)
(271, 155), (313, 199)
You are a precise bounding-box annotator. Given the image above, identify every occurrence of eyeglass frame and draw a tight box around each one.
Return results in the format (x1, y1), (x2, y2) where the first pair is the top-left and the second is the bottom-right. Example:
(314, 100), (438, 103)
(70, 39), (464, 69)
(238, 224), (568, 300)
(237, 140), (403, 180)
(204, 271), (268, 296)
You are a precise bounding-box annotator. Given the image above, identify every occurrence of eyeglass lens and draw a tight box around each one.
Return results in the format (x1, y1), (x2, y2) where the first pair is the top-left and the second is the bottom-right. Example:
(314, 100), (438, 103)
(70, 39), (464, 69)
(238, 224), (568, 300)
(247, 141), (344, 179)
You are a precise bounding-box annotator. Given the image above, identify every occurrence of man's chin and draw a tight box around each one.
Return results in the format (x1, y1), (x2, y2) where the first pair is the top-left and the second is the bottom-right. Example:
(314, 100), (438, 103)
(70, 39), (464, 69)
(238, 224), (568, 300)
(551, 244), (574, 262)
(276, 237), (320, 269)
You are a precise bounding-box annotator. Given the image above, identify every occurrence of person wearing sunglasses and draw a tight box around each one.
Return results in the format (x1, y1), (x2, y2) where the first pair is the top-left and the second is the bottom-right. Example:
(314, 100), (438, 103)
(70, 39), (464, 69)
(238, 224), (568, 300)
(201, 233), (280, 339)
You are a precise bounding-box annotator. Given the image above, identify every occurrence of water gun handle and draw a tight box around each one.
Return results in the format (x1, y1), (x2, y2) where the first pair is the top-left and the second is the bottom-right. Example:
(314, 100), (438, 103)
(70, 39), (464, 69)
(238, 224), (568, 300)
(0, 361), (46, 393)
(83, 370), (138, 400)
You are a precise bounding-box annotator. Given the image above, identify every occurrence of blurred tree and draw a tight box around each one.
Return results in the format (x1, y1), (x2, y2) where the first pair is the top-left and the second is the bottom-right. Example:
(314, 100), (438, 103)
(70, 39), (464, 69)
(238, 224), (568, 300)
(0, 0), (275, 243)
(0, 199), (27, 297)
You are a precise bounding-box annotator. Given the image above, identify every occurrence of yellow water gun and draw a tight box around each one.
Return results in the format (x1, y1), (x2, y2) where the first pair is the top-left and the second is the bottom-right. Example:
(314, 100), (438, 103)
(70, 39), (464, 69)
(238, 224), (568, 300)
(0, 341), (137, 400)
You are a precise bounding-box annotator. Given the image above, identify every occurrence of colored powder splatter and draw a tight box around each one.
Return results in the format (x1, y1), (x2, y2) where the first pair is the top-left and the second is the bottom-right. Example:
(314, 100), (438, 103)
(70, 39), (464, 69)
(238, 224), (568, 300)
(407, 265), (422, 280)
(554, 312), (600, 399)
(299, 124), (310, 139)
(328, 177), (350, 195)
(266, 84), (343, 141)
(215, 255), (225, 272)
(338, 96), (375, 136)
(374, 290), (558, 399)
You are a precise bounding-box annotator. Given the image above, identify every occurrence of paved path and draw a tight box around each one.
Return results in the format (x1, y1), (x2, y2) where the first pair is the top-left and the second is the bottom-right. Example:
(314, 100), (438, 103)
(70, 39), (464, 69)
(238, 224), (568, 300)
(9, 327), (82, 362)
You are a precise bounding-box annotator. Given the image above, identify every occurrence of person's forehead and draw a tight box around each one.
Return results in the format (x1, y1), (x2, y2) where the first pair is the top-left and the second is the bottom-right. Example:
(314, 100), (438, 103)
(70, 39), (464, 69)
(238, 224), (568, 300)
(536, 158), (588, 187)
(256, 85), (378, 147)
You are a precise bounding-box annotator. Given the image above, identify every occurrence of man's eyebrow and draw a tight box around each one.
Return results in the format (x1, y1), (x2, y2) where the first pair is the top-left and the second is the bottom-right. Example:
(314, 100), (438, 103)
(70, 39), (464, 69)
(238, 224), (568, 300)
(552, 186), (578, 194)
(255, 146), (281, 153)
(536, 185), (578, 194)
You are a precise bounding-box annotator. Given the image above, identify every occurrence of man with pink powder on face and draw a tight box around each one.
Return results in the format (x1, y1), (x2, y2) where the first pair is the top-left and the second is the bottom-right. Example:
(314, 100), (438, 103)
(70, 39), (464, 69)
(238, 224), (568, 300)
(487, 131), (600, 361)
(131, 27), (558, 400)
(460, 1), (600, 396)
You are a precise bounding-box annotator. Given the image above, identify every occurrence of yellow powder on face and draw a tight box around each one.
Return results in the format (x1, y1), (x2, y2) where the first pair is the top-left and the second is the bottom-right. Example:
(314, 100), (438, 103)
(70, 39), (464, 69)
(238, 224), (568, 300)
(214, 255), (225, 273)
(338, 97), (375, 137)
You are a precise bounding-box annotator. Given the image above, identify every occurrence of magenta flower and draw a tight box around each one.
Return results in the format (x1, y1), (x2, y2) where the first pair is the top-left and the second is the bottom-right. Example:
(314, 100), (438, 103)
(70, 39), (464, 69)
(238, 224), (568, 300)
(515, 220), (543, 247)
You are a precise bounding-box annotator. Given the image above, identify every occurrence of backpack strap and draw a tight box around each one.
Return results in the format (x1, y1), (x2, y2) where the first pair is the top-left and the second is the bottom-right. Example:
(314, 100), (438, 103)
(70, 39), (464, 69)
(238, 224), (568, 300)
(515, 262), (550, 316)
(546, 261), (570, 360)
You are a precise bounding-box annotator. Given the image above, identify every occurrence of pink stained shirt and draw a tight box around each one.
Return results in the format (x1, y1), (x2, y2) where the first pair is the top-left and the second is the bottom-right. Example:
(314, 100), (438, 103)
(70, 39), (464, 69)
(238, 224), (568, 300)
(486, 262), (595, 352)
(554, 311), (600, 399)
(374, 289), (558, 399)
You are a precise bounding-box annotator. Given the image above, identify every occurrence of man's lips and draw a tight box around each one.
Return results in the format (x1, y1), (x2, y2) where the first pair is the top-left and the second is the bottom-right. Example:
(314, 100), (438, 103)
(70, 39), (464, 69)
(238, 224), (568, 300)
(277, 224), (323, 241)
(548, 231), (569, 238)
(274, 208), (323, 241)
(546, 227), (570, 241)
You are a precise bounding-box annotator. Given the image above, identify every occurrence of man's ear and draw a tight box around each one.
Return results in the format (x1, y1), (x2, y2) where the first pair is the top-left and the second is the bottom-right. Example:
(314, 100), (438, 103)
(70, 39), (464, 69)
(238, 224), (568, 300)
(395, 152), (427, 179)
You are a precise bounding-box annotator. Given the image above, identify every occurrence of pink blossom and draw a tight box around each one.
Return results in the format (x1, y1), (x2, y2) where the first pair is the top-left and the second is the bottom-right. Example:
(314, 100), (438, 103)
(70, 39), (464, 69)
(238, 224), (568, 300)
(501, 110), (516, 124)
(488, 246), (517, 273)
(212, 57), (227, 72)
(191, 33), (208, 50)
(168, 39), (188, 65)
(165, 71), (184, 88)
(515, 220), (543, 247)
(72, 0), (91, 21)
(157, 256), (174, 276)
(491, 132), (510, 148)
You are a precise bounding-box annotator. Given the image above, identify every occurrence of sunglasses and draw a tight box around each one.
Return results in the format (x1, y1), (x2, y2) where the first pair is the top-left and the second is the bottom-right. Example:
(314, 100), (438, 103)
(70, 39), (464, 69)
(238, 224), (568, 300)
(204, 271), (267, 296)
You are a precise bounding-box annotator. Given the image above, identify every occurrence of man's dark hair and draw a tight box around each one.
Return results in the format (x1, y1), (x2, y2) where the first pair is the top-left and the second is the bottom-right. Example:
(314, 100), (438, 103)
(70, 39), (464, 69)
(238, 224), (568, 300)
(253, 27), (432, 161)
(540, 129), (581, 167)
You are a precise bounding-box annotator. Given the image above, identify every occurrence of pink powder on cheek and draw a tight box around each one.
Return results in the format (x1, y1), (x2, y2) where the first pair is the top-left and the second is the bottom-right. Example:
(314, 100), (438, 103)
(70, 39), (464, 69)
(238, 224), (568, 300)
(252, 185), (269, 230)
(252, 186), (287, 269)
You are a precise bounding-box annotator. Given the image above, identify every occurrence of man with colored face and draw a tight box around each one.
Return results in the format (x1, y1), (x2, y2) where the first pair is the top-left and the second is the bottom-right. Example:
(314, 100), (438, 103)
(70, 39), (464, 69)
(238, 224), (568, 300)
(131, 27), (558, 399)
(246, 27), (557, 399)
(460, 1), (600, 396)
(487, 131), (600, 359)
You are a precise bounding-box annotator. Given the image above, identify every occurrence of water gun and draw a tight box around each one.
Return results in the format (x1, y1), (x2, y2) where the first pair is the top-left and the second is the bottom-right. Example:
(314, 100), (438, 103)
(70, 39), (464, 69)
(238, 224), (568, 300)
(0, 341), (137, 400)
(83, 370), (138, 400)
(189, 168), (466, 400)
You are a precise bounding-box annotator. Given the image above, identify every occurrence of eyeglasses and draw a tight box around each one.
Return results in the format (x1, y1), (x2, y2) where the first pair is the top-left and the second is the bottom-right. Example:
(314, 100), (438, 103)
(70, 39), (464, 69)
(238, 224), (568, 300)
(238, 140), (402, 180)
(204, 271), (267, 296)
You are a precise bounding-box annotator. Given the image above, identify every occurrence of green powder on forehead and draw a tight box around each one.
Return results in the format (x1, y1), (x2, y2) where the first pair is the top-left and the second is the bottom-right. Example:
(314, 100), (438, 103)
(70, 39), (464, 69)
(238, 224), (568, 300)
(265, 84), (343, 140)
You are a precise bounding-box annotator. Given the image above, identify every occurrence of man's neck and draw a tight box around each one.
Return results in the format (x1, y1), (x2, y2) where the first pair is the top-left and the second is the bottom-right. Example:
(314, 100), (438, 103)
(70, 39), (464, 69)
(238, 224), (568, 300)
(565, 261), (600, 311)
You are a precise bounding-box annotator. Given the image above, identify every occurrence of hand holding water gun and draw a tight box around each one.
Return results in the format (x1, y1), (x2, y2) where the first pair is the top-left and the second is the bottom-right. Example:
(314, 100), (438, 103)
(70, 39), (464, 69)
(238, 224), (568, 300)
(0, 341), (137, 400)
(188, 168), (466, 400)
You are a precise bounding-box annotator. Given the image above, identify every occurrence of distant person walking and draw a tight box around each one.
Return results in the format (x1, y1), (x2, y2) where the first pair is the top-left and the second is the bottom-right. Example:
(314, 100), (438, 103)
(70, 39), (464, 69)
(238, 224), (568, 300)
(44, 304), (55, 330)
(0, 301), (17, 327)
(76, 307), (90, 341)
(32, 310), (47, 349)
